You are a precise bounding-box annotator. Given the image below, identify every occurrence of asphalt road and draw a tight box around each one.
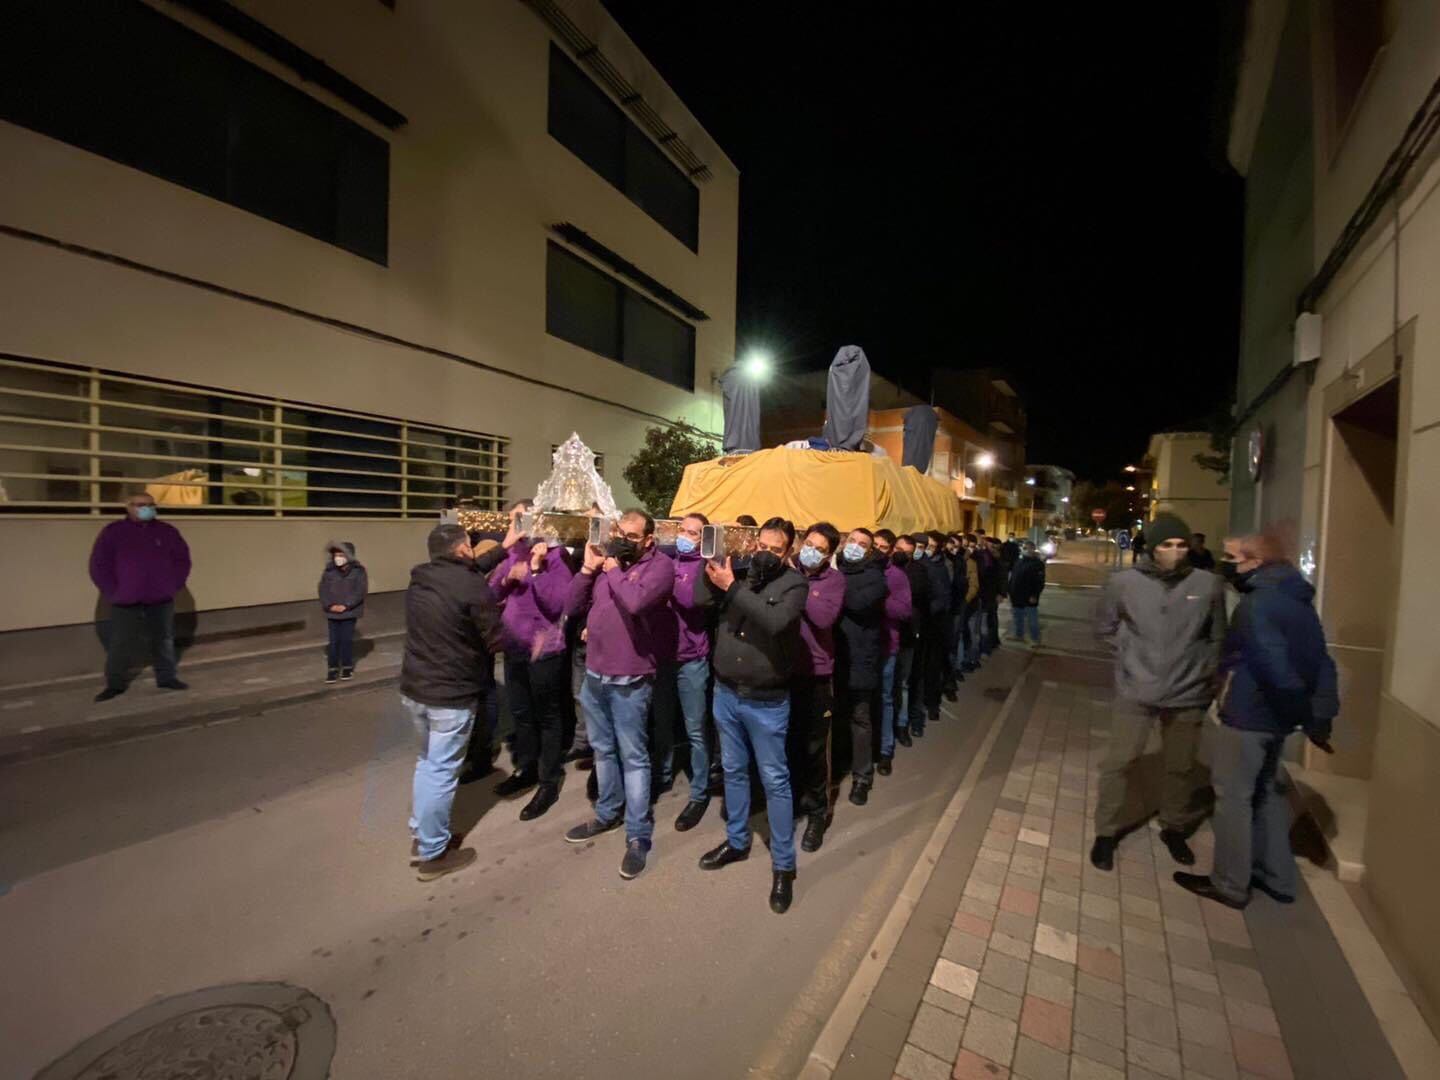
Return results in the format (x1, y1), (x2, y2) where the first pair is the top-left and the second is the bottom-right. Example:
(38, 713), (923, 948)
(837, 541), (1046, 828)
(0, 635), (1040, 1079)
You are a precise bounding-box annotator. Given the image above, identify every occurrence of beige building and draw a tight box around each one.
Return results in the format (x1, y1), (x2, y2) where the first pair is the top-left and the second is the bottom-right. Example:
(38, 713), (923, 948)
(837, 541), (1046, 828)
(1228, 0), (1440, 1039)
(1142, 431), (1230, 543)
(0, 0), (737, 676)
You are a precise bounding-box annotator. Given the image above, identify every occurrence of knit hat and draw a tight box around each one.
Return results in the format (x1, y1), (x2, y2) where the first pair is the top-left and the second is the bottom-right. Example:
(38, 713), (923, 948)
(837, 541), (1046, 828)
(1146, 513), (1191, 550)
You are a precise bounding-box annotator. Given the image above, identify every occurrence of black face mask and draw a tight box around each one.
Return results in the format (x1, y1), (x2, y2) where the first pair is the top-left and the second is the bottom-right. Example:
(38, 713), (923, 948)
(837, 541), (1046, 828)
(608, 537), (640, 566)
(749, 550), (783, 588)
(1219, 560), (1238, 583)
(890, 551), (911, 568)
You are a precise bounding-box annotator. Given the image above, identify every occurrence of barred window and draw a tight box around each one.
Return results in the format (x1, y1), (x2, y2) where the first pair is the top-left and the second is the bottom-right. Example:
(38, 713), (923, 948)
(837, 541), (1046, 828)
(0, 356), (507, 516)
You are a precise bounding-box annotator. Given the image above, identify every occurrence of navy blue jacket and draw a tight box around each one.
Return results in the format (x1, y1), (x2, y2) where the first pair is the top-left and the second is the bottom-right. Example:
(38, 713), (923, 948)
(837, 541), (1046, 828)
(1218, 564), (1339, 737)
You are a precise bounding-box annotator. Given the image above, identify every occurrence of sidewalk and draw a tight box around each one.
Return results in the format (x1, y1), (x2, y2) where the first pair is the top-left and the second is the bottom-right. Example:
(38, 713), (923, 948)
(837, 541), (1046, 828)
(817, 646), (1434, 1080)
(0, 631), (404, 764)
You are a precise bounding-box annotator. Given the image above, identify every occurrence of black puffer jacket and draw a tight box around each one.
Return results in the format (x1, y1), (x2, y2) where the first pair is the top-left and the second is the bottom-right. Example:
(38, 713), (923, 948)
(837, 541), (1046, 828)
(697, 566), (807, 700)
(400, 555), (504, 708)
(318, 541), (368, 621)
(835, 557), (888, 691)
(1008, 554), (1046, 608)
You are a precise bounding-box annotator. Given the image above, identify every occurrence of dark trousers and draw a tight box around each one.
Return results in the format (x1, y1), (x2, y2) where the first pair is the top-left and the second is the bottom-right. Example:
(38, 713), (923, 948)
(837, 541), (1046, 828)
(568, 642), (590, 756)
(837, 685), (876, 783)
(104, 601), (177, 690)
(505, 652), (568, 784)
(941, 609), (960, 687)
(789, 676), (835, 817)
(983, 599), (1001, 650)
(326, 619), (356, 671)
(918, 616), (946, 722)
(906, 631), (929, 730)
(649, 663), (679, 786)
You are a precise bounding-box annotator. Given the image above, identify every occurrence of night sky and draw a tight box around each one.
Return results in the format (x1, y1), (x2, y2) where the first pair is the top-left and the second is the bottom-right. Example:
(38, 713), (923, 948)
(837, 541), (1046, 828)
(602, 2), (1245, 481)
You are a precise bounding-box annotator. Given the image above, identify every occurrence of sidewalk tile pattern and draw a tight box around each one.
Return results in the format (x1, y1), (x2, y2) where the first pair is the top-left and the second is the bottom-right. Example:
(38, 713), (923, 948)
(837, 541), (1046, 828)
(892, 684), (1299, 1080)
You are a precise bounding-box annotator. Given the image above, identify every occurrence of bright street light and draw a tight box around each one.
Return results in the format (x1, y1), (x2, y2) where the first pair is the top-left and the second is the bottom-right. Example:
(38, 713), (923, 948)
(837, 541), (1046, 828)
(1025, 477), (1036, 486)
(1124, 485), (1136, 492)
(740, 349), (771, 381)
(974, 452), (995, 470)
(1124, 465), (1138, 473)
(1060, 496), (1070, 503)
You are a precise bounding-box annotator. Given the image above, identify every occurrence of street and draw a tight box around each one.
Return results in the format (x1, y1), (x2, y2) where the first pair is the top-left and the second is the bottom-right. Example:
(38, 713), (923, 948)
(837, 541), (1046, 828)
(0, 610), (1043, 1079)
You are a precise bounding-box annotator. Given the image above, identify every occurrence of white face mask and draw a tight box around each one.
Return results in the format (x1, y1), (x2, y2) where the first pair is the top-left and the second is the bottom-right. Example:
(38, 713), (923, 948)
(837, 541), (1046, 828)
(333, 554), (348, 567)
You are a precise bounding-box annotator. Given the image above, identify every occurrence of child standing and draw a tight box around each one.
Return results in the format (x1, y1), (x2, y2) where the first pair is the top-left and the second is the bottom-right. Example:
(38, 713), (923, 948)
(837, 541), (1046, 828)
(319, 540), (368, 682)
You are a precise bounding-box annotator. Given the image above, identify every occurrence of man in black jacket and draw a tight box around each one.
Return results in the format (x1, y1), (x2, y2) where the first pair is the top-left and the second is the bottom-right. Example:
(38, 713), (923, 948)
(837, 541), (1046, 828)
(401, 524), (504, 882)
(1008, 541), (1046, 645)
(916, 532), (952, 731)
(694, 517), (807, 914)
(835, 528), (889, 806)
(893, 534), (930, 744)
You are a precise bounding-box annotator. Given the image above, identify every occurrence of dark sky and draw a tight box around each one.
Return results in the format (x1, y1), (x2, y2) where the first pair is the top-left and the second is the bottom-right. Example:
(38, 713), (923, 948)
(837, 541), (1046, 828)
(601, 2), (1245, 481)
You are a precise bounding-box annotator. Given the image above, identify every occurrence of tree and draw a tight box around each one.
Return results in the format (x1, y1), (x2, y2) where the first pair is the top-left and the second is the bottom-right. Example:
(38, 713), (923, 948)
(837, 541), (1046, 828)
(622, 421), (719, 518)
(1073, 480), (1141, 531)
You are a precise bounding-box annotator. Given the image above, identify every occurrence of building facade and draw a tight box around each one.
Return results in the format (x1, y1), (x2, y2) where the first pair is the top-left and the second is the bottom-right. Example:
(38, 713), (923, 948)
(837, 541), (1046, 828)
(1228, 0), (1440, 1027)
(1024, 464), (1075, 533)
(1143, 431), (1230, 544)
(0, 0), (738, 673)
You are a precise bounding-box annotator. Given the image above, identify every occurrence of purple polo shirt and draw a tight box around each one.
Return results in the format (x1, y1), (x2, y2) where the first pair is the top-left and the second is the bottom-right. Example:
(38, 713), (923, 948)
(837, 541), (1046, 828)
(795, 564), (846, 677)
(566, 546), (676, 678)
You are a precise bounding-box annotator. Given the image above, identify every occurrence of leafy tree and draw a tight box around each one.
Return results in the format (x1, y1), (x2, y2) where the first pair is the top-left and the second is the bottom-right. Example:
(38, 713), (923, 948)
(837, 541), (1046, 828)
(622, 421), (719, 518)
(1073, 480), (1142, 531)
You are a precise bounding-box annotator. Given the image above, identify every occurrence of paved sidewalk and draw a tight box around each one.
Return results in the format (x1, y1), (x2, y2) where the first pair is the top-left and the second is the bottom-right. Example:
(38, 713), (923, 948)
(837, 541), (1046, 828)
(832, 653), (1409, 1080)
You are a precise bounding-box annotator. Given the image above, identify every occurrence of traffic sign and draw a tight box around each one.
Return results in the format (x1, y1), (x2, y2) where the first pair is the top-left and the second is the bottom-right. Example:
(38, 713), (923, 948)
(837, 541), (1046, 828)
(1091, 509), (1107, 524)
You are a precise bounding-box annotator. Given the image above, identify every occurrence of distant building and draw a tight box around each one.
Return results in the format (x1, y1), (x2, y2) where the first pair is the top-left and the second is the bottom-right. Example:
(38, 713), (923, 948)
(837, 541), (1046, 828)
(1025, 465), (1075, 531)
(1143, 432), (1230, 543)
(762, 369), (1029, 536)
(1226, 0), (1440, 1027)
(0, 0), (738, 678)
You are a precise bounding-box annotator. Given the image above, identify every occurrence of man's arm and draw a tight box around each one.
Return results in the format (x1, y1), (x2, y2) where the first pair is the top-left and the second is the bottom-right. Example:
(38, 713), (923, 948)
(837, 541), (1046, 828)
(843, 570), (888, 615)
(170, 528), (192, 592)
(728, 575), (805, 636)
(805, 575), (845, 630)
(531, 550), (574, 622)
(565, 567), (598, 619)
(1094, 576), (1121, 646)
(607, 553), (675, 616)
(884, 571), (912, 623)
(89, 527), (116, 599)
(473, 544), (509, 575)
(467, 574), (505, 654)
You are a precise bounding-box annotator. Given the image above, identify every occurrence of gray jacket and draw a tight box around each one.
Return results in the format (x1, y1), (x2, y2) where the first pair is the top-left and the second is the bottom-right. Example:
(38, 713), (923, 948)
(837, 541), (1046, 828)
(1095, 562), (1226, 709)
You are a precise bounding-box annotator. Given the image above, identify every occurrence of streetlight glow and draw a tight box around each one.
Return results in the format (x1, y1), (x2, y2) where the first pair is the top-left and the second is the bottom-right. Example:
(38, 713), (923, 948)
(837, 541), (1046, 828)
(1125, 485), (1136, 492)
(1124, 465), (1138, 473)
(740, 349), (771, 381)
(975, 452), (995, 469)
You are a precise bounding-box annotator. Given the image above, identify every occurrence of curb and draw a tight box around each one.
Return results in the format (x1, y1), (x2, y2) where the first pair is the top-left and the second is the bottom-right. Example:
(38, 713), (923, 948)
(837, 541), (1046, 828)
(798, 662), (1032, 1079)
(0, 669), (401, 766)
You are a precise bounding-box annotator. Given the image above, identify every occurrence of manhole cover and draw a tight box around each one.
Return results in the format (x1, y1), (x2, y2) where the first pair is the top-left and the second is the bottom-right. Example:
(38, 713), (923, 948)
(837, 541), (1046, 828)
(37, 982), (335, 1080)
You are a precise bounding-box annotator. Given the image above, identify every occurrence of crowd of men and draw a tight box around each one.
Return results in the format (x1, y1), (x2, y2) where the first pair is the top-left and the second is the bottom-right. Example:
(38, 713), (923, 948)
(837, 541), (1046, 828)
(398, 501), (1049, 914)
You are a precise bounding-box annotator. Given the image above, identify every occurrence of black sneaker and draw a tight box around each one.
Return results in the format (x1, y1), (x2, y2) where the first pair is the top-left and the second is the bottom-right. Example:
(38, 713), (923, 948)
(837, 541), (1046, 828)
(1174, 871), (1248, 910)
(801, 815), (828, 853)
(911, 726), (926, 739)
(565, 817), (622, 844)
(1090, 836), (1117, 871)
(895, 727), (913, 748)
(325, 669), (339, 685)
(1251, 877), (1296, 904)
(340, 667), (354, 681)
(493, 770), (537, 798)
(619, 839), (650, 880)
(770, 869), (796, 914)
(458, 756), (494, 785)
(519, 783), (559, 821)
(876, 756), (893, 777)
(1160, 828), (1196, 866)
(94, 686), (125, 703)
(157, 678), (189, 691)
(674, 799), (709, 832)
(848, 780), (871, 807)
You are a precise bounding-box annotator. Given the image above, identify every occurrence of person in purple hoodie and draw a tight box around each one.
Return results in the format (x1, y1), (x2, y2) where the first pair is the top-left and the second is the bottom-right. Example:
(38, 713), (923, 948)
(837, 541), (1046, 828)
(488, 532), (574, 822)
(89, 492), (192, 702)
(661, 512), (716, 833)
(788, 522), (845, 853)
(872, 529), (914, 776)
(563, 508), (676, 881)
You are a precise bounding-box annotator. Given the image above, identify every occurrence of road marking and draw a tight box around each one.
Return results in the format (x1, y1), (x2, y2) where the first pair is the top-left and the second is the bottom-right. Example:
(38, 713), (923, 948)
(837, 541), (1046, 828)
(3, 699), (36, 710)
(795, 663), (1032, 1079)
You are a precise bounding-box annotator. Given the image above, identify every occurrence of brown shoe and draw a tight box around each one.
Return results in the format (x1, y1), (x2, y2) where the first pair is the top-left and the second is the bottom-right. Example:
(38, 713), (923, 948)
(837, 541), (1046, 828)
(416, 846), (477, 882)
(409, 835), (462, 863)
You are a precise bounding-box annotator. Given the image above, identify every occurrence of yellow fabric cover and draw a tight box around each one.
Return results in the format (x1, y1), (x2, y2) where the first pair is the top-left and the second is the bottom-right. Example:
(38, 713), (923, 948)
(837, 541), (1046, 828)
(671, 448), (963, 534)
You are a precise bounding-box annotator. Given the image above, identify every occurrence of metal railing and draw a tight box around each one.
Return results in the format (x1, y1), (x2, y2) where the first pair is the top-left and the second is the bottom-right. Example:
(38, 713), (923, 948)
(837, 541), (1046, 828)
(0, 354), (508, 517)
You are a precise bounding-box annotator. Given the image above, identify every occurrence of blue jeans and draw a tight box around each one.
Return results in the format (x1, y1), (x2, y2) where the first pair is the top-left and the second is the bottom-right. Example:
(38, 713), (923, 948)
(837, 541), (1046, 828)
(965, 606), (986, 665)
(713, 682), (796, 871)
(327, 618), (356, 670)
(893, 647), (914, 733)
(403, 695), (476, 860)
(581, 673), (654, 843)
(1211, 726), (1297, 903)
(658, 657), (711, 802)
(1012, 605), (1040, 643)
(879, 654), (898, 758)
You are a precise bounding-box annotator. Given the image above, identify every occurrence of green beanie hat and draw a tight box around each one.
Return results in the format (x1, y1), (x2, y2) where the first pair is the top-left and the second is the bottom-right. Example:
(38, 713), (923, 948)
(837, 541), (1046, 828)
(1146, 513), (1191, 550)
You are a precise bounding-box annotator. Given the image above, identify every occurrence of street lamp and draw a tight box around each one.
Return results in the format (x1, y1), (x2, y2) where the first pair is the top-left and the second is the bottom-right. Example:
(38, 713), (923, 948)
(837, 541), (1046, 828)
(1124, 464), (1138, 473)
(741, 349), (771, 382)
(974, 451), (995, 470)
(1124, 485), (1136, 492)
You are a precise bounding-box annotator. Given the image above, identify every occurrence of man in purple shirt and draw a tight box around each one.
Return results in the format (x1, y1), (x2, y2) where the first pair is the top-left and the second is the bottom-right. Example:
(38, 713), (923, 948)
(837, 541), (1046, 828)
(661, 512), (716, 832)
(488, 533), (574, 821)
(563, 508), (676, 880)
(89, 492), (192, 702)
(873, 529), (914, 776)
(788, 522), (845, 853)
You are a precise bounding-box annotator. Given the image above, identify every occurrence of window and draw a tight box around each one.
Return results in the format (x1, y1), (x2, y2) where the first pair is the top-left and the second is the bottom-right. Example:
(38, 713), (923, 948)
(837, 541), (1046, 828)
(0, 355), (507, 516)
(0, 0), (390, 263)
(1331, 0), (1395, 136)
(547, 46), (700, 251)
(546, 243), (696, 391)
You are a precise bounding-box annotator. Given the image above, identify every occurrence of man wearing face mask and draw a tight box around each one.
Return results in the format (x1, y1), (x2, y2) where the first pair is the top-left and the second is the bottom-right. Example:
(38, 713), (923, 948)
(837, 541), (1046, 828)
(1092, 512), (1226, 871)
(695, 517), (807, 913)
(662, 512), (716, 832)
(90, 492), (192, 702)
(400, 524), (504, 881)
(835, 528), (890, 806)
(872, 530), (913, 776)
(564, 510), (675, 881)
(1174, 533), (1338, 909)
(789, 522), (845, 852)
(892, 533), (930, 745)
